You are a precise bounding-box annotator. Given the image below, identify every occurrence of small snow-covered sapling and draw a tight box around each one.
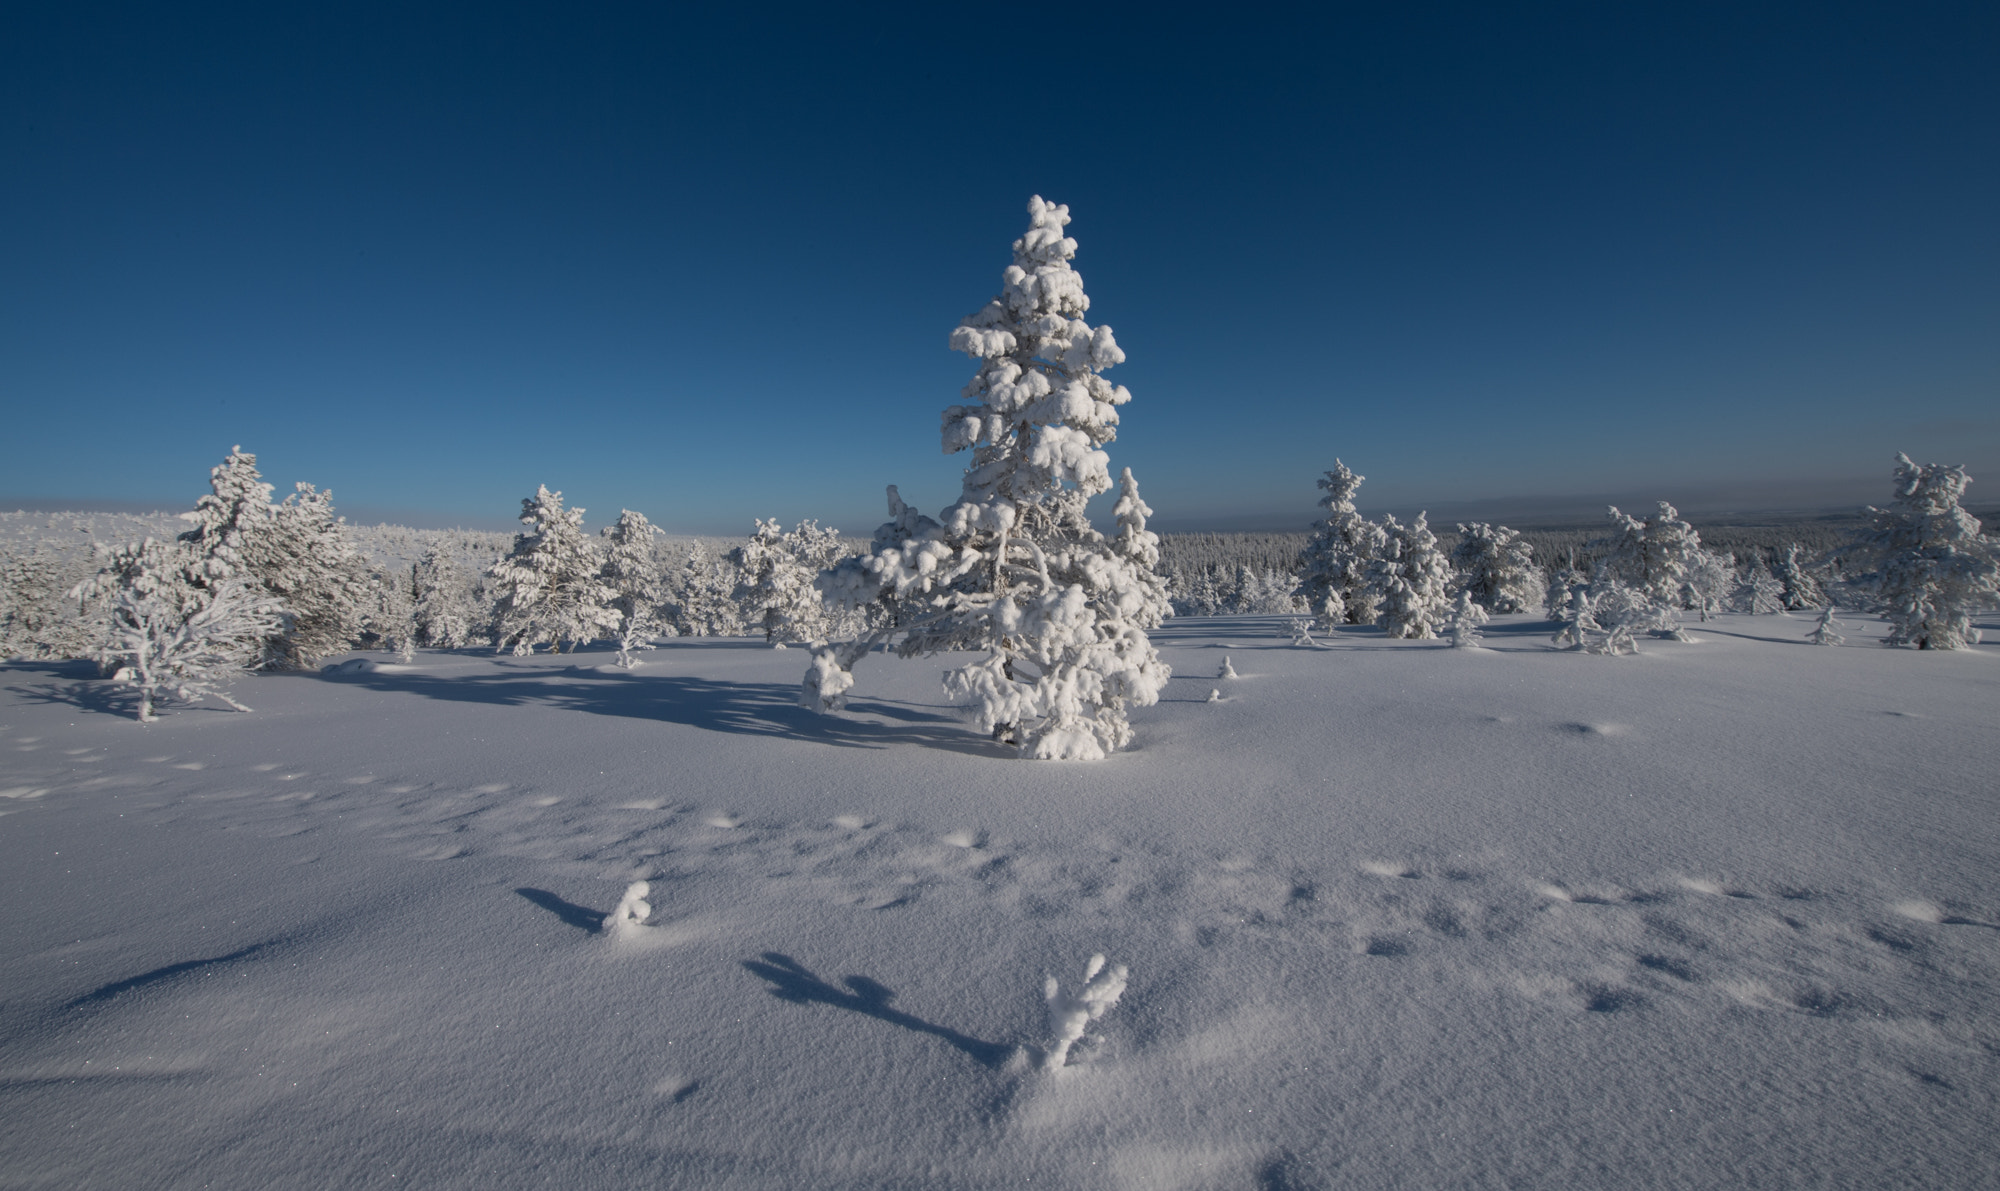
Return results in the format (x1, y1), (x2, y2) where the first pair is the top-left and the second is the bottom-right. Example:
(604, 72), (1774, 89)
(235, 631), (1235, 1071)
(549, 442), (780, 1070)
(1207, 688), (1221, 703)
(1288, 618), (1321, 648)
(603, 880), (652, 935)
(1218, 656), (1237, 679)
(1043, 953), (1128, 1072)
(1808, 604), (1845, 646)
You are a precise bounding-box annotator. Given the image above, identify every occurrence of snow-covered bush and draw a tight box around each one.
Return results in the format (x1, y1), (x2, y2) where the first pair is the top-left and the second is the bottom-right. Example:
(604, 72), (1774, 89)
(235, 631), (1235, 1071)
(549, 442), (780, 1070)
(1373, 513), (1451, 640)
(1807, 605), (1845, 646)
(1447, 590), (1489, 648)
(601, 509), (667, 667)
(602, 880), (653, 936)
(91, 538), (286, 722)
(1450, 522), (1545, 614)
(1295, 460), (1384, 626)
(1865, 453), (1997, 650)
(804, 197), (1171, 760)
(1218, 655), (1237, 679)
(489, 486), (620, 655)
(1043, 953), (1128, 1072)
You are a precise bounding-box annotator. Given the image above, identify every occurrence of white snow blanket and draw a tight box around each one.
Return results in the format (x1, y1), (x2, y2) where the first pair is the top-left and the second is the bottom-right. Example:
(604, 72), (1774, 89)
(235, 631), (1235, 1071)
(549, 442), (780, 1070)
(1, 611), (1995, 1187)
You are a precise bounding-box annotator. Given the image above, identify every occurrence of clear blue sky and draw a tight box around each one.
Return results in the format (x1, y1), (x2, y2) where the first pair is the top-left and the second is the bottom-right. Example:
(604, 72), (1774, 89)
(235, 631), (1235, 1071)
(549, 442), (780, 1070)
(4, 3), (1996, 534)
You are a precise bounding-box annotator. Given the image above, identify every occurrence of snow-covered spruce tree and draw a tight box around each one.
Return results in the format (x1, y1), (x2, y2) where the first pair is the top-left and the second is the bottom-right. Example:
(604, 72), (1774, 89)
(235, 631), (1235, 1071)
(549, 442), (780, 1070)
(1374, 513), (1452, 640)
(1447, 590), (1489, 648)
(804, 197), (1170, 760)
(93, 538), (286, 721)
(1450, 522), (1545, 614)
(601, 509), (667, 667)
(250, 483), (370, 668)
(1594, 502), (1703, 639)
(489, 486), (620, 655)
(176, 445), (274, 594)
(665, 546), (745, 638)
(1866, 453), (1998, 650)
(414, 545), (480, 649)
(1732, 563), (1786, 614)
(1776, 543), (1825, 611)
(1681, 549), (1734, 621)
(1295, 460), (1385, 626)
(368, 562), (418, 662)
(733, 519), (846, 646)
(1807, 604), (1845, 646)
(1, 546), (105, 661)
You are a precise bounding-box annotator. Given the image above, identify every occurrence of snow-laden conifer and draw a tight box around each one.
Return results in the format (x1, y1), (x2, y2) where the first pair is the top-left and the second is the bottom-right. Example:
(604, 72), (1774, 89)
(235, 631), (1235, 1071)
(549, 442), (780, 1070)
(1594, 502), (1703, 638)
(733, 519), (846, 646)
(252, 483), (370, 668)
(92, 538), (286, 721)
(805, 198), (1170, 760)
(176, 445), (274, 592)
(1775, 544), (1825, 611)
(601, 510), (666, 667)
(489, 486), (620, 655)
(414, 545), (481, 649)
(1865, 454), (1997, 650)
(1450, 522), (1545, 614)
(1681, 550), (1734, 621)
(1807, 604), (1845, 646)
(1733, 564), (1786, 614)
(368, 563), (418, 662)
(1295, 461), (1384, 625)
(1374, 513), (1452, 640)
(666, 546), (745, 638)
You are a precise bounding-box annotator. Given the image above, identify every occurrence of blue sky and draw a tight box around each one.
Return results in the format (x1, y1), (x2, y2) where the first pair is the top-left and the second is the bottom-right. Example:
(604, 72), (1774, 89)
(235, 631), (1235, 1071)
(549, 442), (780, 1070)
(4, 3), (1996, 534)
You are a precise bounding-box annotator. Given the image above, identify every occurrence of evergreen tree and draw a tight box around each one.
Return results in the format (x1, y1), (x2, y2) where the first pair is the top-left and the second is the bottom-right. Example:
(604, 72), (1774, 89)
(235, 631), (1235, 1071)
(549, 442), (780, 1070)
(1775, 543), (1825, 611)
(1594, 502), (1703, 638)
(368, 562), (418, 662)
(1374, 513), (1452, 640)
(601, 509), (667, 666)
(414, 545), (481, 649)
(1867, 454), (1997, 649)
(805, 197), (1170, 760)
(489, 486), (619, 655)
(1733, 563), (1787, 614)
(251, 483), (370, 668)
(94, 538), (286, 721)
(1450, 522), (1545, 613)
(1447, 589), (1489, 648)
(1807, 604), (1845, 646)
(733, 519), (845, 645)
(1295, 460), (1384, 626)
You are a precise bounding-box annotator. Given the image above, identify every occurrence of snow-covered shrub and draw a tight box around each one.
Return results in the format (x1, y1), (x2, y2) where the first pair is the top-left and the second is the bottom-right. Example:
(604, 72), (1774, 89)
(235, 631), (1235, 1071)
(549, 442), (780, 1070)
(1295, 460), (1385, 626)
(489, 486), (620, 655)
(1218, 655), (1237, 679)
(414, 545), (483, 649)
(804, 197), (1171, 760)
(1043, 953), (1128, 1072)
(1373, 513), (1451, 640)
(91, 538), (286, 722)
(1450, 522), (1545, 614)
(733, 519), (847, 645)
(1582, 584), (1649, 655)
(1288, 617), (1323, 647)
(1447, 590), (1489, 648)
(602, 880), (652, 936)
(1807, 605), (1845, 646)
(1865, 453), (1997, 650)
(1, 546), (104, 661)
(1544, 557), (1590, 622)
(601, 509), (666, 667)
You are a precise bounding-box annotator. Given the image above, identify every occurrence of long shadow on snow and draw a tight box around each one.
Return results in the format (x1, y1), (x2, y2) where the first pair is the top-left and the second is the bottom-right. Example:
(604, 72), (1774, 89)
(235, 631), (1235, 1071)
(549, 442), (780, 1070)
(516, 887), (606, 933)
(743, 952), (1013, 1068)
(315, 665), (1004, 757)
(65, 942), (274, 1008)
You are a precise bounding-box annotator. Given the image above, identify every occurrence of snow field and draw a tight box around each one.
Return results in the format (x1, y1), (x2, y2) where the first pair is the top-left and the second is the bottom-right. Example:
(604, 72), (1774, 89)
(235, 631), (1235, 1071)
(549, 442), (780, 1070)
(1, 612), (1996, 1187)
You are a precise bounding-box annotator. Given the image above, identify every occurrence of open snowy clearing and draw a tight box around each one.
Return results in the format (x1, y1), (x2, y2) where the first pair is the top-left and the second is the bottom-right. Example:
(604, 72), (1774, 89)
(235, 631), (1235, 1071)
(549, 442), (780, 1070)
(2, 612), (1997, 1189)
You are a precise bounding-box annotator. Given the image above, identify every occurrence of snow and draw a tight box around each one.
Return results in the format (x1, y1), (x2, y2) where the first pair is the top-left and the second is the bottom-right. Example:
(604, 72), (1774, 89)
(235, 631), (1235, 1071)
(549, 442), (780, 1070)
(2, 611), (1997, 1187)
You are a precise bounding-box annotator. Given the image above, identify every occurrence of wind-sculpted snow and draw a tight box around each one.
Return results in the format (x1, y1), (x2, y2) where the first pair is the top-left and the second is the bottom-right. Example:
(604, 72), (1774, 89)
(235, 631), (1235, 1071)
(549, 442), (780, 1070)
(0, 612), (1996, 1187)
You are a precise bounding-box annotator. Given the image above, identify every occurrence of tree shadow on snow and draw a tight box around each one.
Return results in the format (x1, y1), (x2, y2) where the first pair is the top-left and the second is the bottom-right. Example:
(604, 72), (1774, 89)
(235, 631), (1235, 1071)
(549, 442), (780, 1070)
(1, 659), (141, 717)
(742, 952), (1013, 1068)
(515, 887), (606, 933)
(65, 941), (275, 1008)
(311, 664), (1007, 757)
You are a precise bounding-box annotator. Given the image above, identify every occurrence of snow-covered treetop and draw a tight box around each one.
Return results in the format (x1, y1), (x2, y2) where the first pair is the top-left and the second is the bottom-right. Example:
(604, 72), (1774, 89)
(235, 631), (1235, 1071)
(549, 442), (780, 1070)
(1873, 453), (1983, 545)
(941, 196), (1131, 527)
(1317, 460), (1365, 516)
(178, 446), (275, 587)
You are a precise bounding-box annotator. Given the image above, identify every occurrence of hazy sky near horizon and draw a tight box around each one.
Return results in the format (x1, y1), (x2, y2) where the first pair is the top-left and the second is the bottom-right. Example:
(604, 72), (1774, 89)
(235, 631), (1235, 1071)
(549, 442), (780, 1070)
(4, 3), (1997, 534)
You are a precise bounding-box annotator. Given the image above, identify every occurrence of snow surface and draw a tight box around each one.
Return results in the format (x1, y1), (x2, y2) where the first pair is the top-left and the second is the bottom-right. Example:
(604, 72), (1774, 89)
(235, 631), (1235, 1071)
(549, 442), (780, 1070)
(2, 612), (1997, 1188)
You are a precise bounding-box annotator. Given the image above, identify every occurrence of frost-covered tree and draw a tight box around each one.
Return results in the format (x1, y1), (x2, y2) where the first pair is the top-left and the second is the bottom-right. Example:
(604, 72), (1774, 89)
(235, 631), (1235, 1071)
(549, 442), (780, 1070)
(1866, 454), (1997, 650)
(251, 483), (370, 668)
(368, 562), (418, 662)
(601, 509), (667, 667)
(414, 545), (481, 649)
(1682, 549), (1734, 621)
(1295, 460), (1384, 626)
(1373, 513), (1452, 640)
(1544, 554), (1590, 621)
(1043, 953), (1127, 1072)
(1775, 543), (1825, 611)
(489, 486), (619, 655)
(665, 546), (744, 638)
(1732, 563), (1786, 614)
(733, 519), (846, 646)
(92, 538), (286, 721)
(176, 445), (274, 593)
(1594, 502), (1704, 638)
(805, 198), (1170, 760)
(1450, 522), (1544, 614)
(1807, 604), (1845, 646)
(1, 546), (104, 661)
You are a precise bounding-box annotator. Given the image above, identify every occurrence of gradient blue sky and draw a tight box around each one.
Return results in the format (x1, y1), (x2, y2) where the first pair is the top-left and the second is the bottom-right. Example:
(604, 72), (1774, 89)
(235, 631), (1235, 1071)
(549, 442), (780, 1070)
(5, 3), (1996, 534)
